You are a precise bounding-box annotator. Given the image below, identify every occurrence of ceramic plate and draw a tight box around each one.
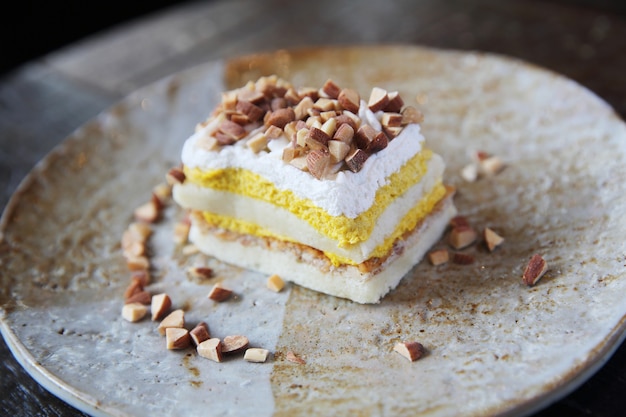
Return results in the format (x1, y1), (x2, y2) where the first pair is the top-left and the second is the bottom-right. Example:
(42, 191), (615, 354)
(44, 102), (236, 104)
(1, 45), (626, 417)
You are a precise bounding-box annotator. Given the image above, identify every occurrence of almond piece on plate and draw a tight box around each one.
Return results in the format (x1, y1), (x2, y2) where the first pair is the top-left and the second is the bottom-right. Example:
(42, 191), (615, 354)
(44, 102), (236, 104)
(158, 309), (185, 335)
(337, 88), (360, 113)
(244, 348), (270, 363)
(523, 254), (548, 286)
(208, 284), (233, 302)
(151, 293), (172, 321)
(166, 328), (191, 350)
(484, 227), (504, 252)
(190, 322), (211, 346)
(197, 338), (223, 362)
(449, 225), (477, 250)
(428, 249), (449, 266)
(394, 341), (425, 362)
(122, 303), (147, 323)
(267, 274), (286, 292)
(222, 335), (250, 354)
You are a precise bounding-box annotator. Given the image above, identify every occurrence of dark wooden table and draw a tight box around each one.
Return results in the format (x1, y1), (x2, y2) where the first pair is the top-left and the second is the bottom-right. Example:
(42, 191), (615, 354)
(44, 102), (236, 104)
(1, 0), (625, 415)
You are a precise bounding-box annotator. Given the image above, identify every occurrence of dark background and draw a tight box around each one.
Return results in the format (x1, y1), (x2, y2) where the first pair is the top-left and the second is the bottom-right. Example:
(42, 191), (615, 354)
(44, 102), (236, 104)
(2, 0), (626, 77)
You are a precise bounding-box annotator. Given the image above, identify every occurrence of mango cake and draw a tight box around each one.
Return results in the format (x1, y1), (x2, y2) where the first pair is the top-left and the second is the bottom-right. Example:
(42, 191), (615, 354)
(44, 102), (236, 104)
(172, 75), (456, 303)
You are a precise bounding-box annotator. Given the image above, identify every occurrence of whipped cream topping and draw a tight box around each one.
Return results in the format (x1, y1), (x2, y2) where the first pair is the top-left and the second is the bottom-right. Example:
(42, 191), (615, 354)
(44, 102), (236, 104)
(181, 103), (425, 218)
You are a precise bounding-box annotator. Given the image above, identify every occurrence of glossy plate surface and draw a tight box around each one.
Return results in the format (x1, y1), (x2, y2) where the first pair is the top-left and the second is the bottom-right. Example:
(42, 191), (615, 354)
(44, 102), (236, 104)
(1, 45), (626, 417)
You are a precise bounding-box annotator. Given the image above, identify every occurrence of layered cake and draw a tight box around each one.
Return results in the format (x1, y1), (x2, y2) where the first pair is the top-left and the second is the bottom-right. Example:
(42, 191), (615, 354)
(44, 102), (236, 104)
(172, 76), (456, 303)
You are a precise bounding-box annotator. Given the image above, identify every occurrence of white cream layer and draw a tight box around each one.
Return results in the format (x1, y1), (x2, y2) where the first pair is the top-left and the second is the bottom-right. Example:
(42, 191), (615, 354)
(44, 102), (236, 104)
(181, 104), (424, 218)
(173, 155), (444, 264)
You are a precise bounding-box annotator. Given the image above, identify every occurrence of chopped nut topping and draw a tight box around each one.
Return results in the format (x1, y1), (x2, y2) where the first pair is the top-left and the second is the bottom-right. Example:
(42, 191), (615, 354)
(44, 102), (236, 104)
(208, 283), (233, 302)
(428, 249), (449, 266)
(286, 351), (306, 365)
(267, 274), (285, 292)
(158, 309), (185, 335)
(523, 254), (548, 286)
(401, 106), (424, 124)
(306, 149), (331, 179)
(328, 140), (350, 164)
(322, 79), (341, 99)
(266, 108), (296, 128)
(173, 221), (191, 245)
(484, 227), (504, 252)
(122, 303), (148, 322)
(197, 77), (420, 180)
(197, 338), (223, 362)
(345, 148), (369, 173)
(126, 255), (150, 271)
(448, 225), (477, 250)
(385, 91), (404, 113)
(244, 348), (270, 363)
(190, 322), (211, 346)
(151, 293), (172, 321)
(123, 277), (144, 300)
(166, 328), (191, 350)
(222, 335), (250, 354)
(393, 341), (425, 362)
(368, 87), (389, 112)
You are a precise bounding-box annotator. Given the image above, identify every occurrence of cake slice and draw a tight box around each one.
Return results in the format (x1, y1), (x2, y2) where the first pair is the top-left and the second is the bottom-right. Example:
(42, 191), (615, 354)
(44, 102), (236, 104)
(172, 76), (456, 303)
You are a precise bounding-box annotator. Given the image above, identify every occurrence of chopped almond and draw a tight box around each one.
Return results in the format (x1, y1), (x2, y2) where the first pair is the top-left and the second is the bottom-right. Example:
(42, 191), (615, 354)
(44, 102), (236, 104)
(428, 249), (449, 266)
(267, 274), (286, 292)
(484, 228), (504, 252)
(190, 322), (211, 346)
(286, 351), (306, 365)
(222, 335), (250, 354)
(368, 87), (389, 112)
(208, 284), (233, 302)
(337, 88), (360, 113)
(394, 341), (425, 362)
(523, 254), (548, 286)
(151, 293), (172, 321)
(197, 338), (223, 362)
(448, 225), (477, 250)
(158, 309), (185, 335)
(166, 328), (191, 350)
(244, 348), (270, 363)
(122, 303), (147, 323)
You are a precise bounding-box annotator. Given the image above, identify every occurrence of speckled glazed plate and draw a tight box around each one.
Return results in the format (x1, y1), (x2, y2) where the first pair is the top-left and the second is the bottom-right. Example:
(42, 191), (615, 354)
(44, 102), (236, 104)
(2, 45), (626, 417)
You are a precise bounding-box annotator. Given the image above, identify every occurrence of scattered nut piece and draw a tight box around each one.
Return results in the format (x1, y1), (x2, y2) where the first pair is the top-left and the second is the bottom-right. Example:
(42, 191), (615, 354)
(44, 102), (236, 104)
(244, 348), (270, 363)
(133, 200), (159, 223)
(190, 322), (211, 346)
(428, 249), (449, 266)
(449, 216), (469, 228)
(126, 255), (150, 271)
(208, 284), (233, 302)
(393, 341), (425, 362)
(484, 228), (504, 252)
(448, 225), (477, 250)
(173, 221), (191, 245)
(166, 167), (186, 185)
(181, 243), (199, 255)
(187, 266), (214, 280)
(158, 309), (185, 335)
(461, 163), (479, 182)
(345, 148), (369, 173)
(222, 335), (250, 354)
(166, 327), (191, 350)
(479, 155), (506, 176)
(247, 132), (269, 153)
(123, 277), (144, 300)
(152, 182), (172, 203)
(125, 290), (151, 305)
(197, 338), (223, 362)
(267, 274), (285, 292)
(286, 351), (306, 365)
(452, 253), (475, 265)
(322, 79), (341, 99)
(151, 293), (172, 321)
(523, 254), (548, 286)
(122, 303), (148, 322)
(131, 270), (150, 286)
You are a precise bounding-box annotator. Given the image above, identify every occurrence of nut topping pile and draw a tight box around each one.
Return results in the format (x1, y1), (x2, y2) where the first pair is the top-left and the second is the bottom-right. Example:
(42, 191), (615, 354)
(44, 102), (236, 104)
(197, 76), (424, 179)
